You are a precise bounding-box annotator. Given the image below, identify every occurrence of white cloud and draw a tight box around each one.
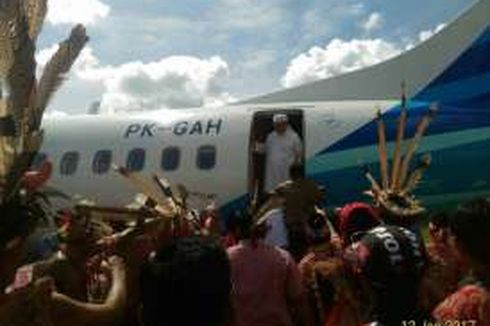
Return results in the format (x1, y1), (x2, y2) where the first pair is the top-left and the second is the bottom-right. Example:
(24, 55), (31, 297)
(403, 23), (447, 51)
(282, 38), (401, 88)
(418, 23), (446, 43)
(47, 0), (110, 25)
(36, 44), (235, 114)
(74, 50), (233, 113)
(98, 56), (234, 113)
(362, 12), (384, 32)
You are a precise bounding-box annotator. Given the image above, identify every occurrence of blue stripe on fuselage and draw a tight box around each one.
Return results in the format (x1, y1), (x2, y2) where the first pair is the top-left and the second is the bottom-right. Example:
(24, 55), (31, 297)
(318, 102), (490, 155)
(424, 28), (490, 87)
(310, 137), (490, 208)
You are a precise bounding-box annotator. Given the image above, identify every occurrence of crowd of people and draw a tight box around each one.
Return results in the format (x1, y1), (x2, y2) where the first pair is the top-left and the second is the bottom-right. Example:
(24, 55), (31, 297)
(1, 2), (487, 325)
(0, 161), (489, 326)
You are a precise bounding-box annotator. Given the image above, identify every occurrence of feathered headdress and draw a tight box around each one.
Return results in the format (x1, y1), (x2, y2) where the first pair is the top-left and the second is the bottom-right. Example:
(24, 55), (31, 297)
(0, 0), (88, 246)
(0, 0), (88, 202)
(365, 86), (436, 219)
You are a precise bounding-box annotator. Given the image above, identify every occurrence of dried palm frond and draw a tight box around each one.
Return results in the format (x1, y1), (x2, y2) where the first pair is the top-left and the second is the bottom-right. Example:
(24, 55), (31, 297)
(365, 95), (437, 219)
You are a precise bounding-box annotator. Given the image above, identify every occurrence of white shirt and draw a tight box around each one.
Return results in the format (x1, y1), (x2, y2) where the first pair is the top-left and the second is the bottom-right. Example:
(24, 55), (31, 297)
(263, 208), (289, 248)
(264, 127), (302, 192)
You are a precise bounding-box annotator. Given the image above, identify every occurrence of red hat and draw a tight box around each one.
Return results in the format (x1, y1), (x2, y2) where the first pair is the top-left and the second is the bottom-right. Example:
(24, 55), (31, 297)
(338, 202), (380, 245)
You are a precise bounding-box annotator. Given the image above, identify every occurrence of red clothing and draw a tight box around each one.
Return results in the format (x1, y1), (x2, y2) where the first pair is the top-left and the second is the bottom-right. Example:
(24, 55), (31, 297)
(316, 257), (364, 326)
(418, 239), (465, 311)
(433, 284), (490, 325)
(298, 246), (337, 326)
(227, 241), (306, 326)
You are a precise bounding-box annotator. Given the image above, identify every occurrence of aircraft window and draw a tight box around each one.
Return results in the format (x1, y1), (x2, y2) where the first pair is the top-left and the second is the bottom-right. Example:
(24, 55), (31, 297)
(93, 150), (112, 174)
(31, 152), (48, 169)
(60, 151), (80, 176)
(197, 145), (216, 170)
(126, 148), (146, 172)
(161, 147), (180, 171)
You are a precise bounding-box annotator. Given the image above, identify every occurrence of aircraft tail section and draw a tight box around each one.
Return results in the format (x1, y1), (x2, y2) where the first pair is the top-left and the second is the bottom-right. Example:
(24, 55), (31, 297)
(241, 0), (490, 105)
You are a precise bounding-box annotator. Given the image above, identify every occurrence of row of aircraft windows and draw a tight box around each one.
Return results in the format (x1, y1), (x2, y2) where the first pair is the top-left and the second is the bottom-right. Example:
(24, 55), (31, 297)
(35, 146), (217, 176)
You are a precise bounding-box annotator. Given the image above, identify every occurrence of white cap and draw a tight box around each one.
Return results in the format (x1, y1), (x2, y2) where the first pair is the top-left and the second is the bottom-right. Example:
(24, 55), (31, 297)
(273, 114), (288, 124)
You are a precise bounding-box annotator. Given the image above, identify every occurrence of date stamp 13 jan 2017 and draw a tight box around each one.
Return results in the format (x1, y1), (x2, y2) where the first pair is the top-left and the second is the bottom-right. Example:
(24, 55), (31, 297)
(401, 321), (477, 326)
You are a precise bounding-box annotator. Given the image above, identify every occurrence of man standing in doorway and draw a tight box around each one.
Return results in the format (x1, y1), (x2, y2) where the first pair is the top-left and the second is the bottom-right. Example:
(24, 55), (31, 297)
(261, 114), (303, 192)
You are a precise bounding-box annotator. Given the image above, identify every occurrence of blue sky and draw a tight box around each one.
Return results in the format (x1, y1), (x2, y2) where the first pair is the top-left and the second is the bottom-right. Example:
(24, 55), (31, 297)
(38, 0), (475, 114)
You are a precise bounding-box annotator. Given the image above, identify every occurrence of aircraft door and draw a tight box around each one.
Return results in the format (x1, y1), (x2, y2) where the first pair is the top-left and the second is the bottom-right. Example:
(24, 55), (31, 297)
(248, 110), (305, 206)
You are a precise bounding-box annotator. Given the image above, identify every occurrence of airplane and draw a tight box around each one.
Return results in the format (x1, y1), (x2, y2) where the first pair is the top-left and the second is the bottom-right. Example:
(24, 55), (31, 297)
(37, 0), (490, 218)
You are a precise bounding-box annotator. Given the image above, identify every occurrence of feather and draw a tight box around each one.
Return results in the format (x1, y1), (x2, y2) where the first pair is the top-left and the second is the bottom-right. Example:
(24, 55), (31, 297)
(376, 109), (389, 189)
(114, 166), (177, 215)
(0, 100), (16, 188)
(398, 104), (437, 187)
(152, 175), (184, 209)
(0, 4), (89, 203)
(401, 154), (431, 195)
(0, 0), (21, 79)
(250, 179), (260, 212)
(22, 131), (43, 152)
(1, 0), (36, 124)
(363, 165), (382, 195)
(34, 24), (88, 127)
(0, 136), (14, 180)
(22, 0), (47, 40)
(391, 94), (407, 191)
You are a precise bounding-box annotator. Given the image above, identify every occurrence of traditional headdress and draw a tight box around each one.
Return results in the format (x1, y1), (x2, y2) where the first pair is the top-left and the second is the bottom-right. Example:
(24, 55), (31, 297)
(365, 85), (436, 219)
(0, 0), (88, 246)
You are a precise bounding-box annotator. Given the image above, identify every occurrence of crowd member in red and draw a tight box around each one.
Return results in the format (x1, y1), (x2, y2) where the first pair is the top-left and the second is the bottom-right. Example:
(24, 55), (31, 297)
(23, 210), (114, 302)
(337, 202), (381, 249)
(426, 212), (457, 264)
(347, 225), (428, 326)
(139, 236), (232, 326)
(418, 212), (466, 312)
(433, 198), (490, 325)
(299, 210), (336, 326)
(227, 215), (310, 326)
(300, 202), (381, 326)
(0, 198), (127, 326)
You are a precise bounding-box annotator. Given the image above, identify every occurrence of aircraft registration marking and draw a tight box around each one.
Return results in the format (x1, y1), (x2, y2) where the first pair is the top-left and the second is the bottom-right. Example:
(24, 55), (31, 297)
(124, 119), (223, 138)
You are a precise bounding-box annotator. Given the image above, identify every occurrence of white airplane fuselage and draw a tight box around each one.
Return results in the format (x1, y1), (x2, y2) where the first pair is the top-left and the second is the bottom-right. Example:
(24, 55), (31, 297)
(42, 101), (389, 212)
(40, 98), (490, 216)
(40, 0), (490, 215)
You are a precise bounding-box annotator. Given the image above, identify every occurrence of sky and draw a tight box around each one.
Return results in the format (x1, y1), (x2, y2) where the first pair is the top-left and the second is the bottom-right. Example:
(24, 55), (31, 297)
(36, 0), (476, 115)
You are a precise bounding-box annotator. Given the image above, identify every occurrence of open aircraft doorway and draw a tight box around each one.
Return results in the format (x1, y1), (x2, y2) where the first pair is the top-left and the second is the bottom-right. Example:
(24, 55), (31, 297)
(248, 109), (305, 205)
